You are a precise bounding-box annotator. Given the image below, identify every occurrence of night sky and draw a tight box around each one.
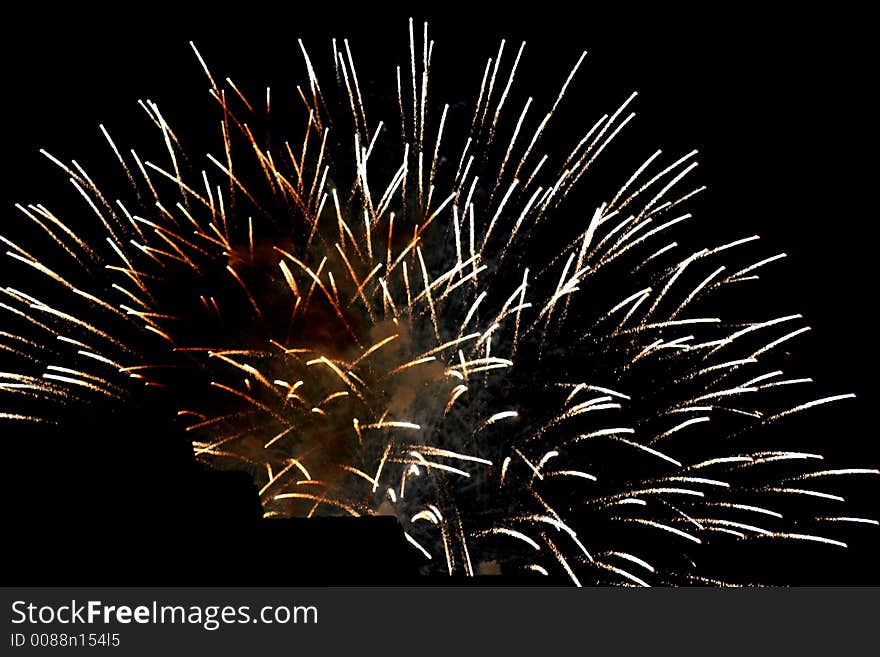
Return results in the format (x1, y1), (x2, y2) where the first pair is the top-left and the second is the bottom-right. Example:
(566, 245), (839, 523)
(2, 4), (876, 585)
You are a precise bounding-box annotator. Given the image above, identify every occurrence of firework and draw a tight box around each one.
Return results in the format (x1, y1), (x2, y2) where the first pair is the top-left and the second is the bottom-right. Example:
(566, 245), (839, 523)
(1, 21), (876, 585)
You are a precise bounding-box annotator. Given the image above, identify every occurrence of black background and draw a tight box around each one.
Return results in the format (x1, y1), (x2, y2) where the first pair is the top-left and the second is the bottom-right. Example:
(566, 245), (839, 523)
(1, 4), (876, 585)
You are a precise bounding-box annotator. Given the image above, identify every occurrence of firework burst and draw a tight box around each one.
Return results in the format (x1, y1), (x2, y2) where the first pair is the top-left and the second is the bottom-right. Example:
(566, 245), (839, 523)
(2, 21), (877, 585)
